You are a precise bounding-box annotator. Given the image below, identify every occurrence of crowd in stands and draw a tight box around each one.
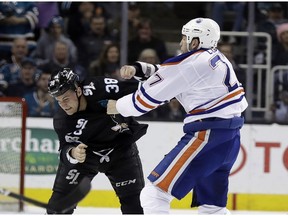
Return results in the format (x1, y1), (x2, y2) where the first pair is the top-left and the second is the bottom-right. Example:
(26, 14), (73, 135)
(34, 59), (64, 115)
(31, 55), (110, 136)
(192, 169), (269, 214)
(1, 2), (288, 123)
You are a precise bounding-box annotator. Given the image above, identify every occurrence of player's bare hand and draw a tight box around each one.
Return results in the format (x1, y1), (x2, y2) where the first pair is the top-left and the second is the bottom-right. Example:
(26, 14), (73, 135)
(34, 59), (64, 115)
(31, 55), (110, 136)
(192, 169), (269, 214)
(120, 65), (136, 79)
(71, 143), (88, 163)
(107, 100), (119, 115)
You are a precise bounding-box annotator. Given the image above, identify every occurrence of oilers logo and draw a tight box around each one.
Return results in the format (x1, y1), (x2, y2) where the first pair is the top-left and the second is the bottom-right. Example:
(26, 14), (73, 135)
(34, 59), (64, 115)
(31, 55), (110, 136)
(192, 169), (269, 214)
(196, 18), (203, 23)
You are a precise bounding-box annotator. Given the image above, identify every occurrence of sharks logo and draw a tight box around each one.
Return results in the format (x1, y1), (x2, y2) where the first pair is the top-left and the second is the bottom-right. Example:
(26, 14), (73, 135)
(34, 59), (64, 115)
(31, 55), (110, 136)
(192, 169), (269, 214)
(111, 123), (129, 133)
(110, 115), (130, 133)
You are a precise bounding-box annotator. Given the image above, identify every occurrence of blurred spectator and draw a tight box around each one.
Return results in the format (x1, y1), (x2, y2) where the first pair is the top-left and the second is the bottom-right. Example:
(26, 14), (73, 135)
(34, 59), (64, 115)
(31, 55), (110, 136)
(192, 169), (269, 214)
(272, 23), (288, 102)
(211, 2), (246, 43)
(89, 43), (121, 79)
(66, 2), (96, 43)
(0, 2), (38, 61)
(94, 3), (112, 20)
(255, 3), (288, 64)
(133, 48), (161, 120)
(138, 48), (160, 64)
(24, 69), (58, 117)
(33, 15), (78, 66)
(0, 74), (8, 97)
(157, 98), (186, 121)
(0, 59), (6, 68)
(211, 2), (246, 32)
(0, 81), (6, 96)
(3, 57), (37, 97)
(270, 90), (288, 123)
(35, 2), (59, 39)
(173, 2), (207, 20)
(77, 16), (115, 70)
(127, 2), (142, 39)
(273, 23), (288, 66)
(41, 40), (86, 81)
(274, 69), (288, 103)
(108, 2), (142, 41)
(128, 18), (168, 63)
(0, 37), (29, 85)
(218, 41), (246, 89)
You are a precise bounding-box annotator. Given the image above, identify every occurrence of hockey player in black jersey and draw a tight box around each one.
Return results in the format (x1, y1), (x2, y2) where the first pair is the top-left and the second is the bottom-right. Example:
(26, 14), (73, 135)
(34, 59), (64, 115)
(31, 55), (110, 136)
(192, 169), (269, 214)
(46, 68), (148, 214)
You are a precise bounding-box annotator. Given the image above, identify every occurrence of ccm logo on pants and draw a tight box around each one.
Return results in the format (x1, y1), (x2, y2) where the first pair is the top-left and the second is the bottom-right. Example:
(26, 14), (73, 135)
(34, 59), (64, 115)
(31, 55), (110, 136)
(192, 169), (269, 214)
(116, 179), (136, 187)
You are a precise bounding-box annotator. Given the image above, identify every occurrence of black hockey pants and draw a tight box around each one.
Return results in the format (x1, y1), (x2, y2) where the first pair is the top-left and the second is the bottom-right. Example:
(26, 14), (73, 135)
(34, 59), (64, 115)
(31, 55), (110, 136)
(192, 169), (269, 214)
(46, 143), (144, 214)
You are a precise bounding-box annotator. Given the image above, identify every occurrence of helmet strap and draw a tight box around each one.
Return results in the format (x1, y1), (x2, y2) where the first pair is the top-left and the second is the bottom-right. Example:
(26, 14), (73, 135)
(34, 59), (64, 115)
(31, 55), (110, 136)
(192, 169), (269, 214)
(75, 88), (81, 112)
(186, 37), (191, 52)
(187, 43), (191, 52)
(77, 94), (81, 112)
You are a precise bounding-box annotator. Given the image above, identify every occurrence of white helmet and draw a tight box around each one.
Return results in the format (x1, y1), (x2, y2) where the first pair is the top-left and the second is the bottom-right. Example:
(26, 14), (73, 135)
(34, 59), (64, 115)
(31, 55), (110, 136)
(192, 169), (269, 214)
(182, 17), (220, 50)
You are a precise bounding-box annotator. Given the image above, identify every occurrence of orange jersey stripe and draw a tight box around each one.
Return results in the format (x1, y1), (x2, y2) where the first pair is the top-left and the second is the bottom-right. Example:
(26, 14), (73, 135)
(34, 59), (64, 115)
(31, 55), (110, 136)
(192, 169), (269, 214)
(156, 131), (207, 192)
(136, 94), (156, 109)
(190, 88), (244, 114)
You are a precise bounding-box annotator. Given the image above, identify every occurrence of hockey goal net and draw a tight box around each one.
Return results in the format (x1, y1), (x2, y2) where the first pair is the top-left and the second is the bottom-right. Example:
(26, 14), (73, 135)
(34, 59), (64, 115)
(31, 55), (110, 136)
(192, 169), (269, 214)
(0, 97), (27, 212)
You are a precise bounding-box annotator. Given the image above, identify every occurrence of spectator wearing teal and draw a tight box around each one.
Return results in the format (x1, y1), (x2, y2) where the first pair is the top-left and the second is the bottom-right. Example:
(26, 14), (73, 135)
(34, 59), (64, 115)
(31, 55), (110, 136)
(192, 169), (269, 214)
(0, 2), (38, 61)
(24, 69), (58, 117)
(3, 57), (37, 97)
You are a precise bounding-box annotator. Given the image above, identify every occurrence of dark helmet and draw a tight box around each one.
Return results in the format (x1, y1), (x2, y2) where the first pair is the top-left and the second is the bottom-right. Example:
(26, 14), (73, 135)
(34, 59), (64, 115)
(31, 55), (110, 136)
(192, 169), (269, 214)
(48, 68), (79, 97)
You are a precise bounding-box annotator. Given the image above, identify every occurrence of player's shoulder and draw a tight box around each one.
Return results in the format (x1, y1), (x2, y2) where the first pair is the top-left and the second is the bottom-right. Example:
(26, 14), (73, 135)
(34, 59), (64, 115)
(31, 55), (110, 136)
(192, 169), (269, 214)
(82, 76), (120, 87)
(162, 48), (212, 66)
(81, 76), (105, 95)
(82, 76), (103, 85)
(81, 76), (112, 102)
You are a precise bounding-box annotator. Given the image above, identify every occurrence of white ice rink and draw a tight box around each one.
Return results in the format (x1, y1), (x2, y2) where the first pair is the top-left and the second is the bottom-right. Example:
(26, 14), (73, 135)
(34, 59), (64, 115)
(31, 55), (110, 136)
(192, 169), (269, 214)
(1, 206), (287, 215)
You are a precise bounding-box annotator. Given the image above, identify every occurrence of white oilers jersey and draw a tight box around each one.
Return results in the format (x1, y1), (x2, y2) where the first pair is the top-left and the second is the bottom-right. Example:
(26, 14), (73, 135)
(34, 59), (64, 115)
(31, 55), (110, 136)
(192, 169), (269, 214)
(116, 48), (248, 124)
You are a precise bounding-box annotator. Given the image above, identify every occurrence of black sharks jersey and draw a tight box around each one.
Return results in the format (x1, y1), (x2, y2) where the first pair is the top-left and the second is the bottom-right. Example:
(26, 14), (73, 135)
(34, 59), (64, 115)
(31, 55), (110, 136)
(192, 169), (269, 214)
(53, 76), (148, 161)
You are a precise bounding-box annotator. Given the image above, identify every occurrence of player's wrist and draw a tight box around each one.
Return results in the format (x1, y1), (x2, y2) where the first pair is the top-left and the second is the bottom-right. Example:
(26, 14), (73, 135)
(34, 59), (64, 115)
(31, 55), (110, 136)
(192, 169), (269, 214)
(69, 147), (76, 159)
(66, 147), (78, 164)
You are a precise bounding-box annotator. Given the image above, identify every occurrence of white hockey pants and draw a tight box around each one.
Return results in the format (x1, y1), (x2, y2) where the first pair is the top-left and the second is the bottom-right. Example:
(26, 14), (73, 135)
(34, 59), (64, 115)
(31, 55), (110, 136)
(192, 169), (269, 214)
(198, 204), (231, 214)
(140, 182), (174, 214)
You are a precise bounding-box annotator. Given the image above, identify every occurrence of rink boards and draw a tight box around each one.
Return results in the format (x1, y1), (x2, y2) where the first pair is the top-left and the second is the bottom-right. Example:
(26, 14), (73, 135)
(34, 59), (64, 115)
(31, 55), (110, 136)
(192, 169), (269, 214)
(5, 118), (288, 212)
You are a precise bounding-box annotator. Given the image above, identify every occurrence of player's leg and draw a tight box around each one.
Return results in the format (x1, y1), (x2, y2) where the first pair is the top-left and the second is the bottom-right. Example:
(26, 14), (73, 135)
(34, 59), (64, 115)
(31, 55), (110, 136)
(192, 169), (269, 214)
(140, 181), (174, 214)
(198, 205), (231, 214)
(140, 130), (209, 214)
(192, 130), (241, 214)
(141, 129), (240, 214)
(106, 143), (145, 214)
(192, 166), (232, 215)
(46, 162), (96, 214)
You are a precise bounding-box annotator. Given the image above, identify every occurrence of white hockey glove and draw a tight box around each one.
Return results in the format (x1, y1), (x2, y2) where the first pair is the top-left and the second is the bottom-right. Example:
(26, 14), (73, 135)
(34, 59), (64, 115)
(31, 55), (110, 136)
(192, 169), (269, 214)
(107, 100), (119, 115)
(120, 65), (136, 79)
(70, 143), (88, 163)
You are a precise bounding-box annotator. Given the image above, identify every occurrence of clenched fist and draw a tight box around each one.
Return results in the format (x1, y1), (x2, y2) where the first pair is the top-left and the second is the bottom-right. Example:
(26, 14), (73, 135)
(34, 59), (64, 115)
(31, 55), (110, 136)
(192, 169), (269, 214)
(71, 143), (88, 163)
(120, 65), (136, 79)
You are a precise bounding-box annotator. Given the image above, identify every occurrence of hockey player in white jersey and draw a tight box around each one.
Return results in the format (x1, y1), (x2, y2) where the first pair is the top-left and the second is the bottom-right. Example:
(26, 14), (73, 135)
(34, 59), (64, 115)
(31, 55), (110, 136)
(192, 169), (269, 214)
(108, 17), (248, 214)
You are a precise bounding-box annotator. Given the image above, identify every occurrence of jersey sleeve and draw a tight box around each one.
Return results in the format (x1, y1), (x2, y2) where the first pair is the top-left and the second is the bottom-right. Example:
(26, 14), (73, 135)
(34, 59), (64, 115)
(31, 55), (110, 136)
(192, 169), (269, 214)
(53, 114), (79, 166)
(82, 76), (140, 100)
(116, 64), (190, 117)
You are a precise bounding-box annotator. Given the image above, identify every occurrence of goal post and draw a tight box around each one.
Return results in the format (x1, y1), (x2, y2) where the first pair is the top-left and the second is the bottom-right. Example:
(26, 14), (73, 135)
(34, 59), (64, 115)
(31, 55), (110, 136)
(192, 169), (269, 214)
(0, 97), (27, 212)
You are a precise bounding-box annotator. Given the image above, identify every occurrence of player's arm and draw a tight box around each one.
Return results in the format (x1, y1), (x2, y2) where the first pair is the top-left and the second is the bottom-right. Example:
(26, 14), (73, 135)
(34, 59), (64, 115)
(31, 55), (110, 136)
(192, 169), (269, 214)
(113, 65), (189, 117)
(55, 131), (87, 165)
(84, 77), (139, 115)
(90, 76), (140, 100)
(120, 61), (160, 81)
